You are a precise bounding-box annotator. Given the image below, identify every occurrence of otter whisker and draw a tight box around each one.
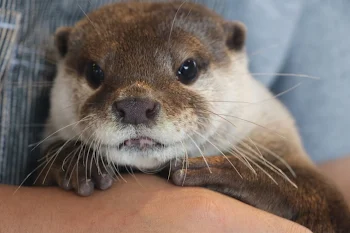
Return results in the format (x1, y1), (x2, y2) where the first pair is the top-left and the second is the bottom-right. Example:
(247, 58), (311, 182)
(199, 109), (237, 129)
(180, 140), (189, 186)
(89, 135), (100, 178)
(105, 136), (127, 182)
(186, 133), (212, 173)
(85, 129), (102, 177)
(192, 130), (243, 179)
(76, 122), (97, 166)
(215, 120), (294, 182)
(115, 163), (127, 183)
(184, 1), (194, 20)
(31, 115), (95, 151)
(95, 137), (104, 176)
(189, 125), (256, 175)
(192, 100), (253, 104)
(33, 149), (61, 185)
(105, 145), (123, 182)
(98, 139), (113, 177)
(247, 137), (264, 160)
(104, 137), (126, 182)
(84, 132), (96, 171)
(96, 134), (103, 162)
(64, 147), (79, 182)
(252, 72), (321, 80)
(14, 151), (58, 194)
(253, 82), (303, 105)
(67, 143), (84, 183)
(39, 141), (81, 186)
(244, 138), (291, 180)
(137, 160), (169, 175)
(77, 3), (102, 36)
(41, 139), (76, 184)
(168, 0), (188, 45)
(59, 100), (88, 111)
(195, 120), (254, 175)
(104, 144), (120, 182)
(125, 166), (144, 188)
(233, 145), (297, 188)
(192, 81), (303, 107)
(94, 136), (103, 175)
(90, 149), (98, 179)
(167, 159), (172, 182)
(240, 138), (289, 178)
(203, 110), (286, 140)
(249, 141), (296, 178)
(100, 152), (110, 177)
(230, 150), (279, 186)
(85, 134), (97, 182)
(193, 119), (295, 186)
(214, 129), (297, 187)
(230, 145), (257, 175)
(62, 146), (81, 171)
(14, 163), (45, 193)
(173, 138), (179, 168)
(75, 140), (89, 185)
(179, 141), (186, 172)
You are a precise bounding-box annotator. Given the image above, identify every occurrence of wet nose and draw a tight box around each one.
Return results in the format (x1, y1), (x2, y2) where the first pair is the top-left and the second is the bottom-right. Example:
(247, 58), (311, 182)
(113, 98), (161, 125)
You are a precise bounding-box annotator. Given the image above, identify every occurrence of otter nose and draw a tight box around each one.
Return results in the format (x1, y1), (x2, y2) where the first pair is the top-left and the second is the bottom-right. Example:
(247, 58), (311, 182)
(113, 98), (160, 125)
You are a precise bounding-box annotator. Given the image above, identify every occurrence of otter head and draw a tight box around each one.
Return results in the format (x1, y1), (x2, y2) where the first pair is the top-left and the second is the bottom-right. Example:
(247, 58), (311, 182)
(50, 2), (250, 170)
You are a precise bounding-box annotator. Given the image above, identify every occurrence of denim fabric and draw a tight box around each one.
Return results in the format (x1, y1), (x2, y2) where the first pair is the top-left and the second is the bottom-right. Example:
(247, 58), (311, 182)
(0, 0), (349, 185)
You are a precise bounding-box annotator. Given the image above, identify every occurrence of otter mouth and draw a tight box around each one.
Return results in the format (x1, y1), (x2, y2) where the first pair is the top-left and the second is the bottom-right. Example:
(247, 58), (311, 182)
(118, 137), (165, 150)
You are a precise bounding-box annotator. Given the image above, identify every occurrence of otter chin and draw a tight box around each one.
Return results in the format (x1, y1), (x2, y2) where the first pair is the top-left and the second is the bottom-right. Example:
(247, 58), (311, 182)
(37, 2), (350, 232)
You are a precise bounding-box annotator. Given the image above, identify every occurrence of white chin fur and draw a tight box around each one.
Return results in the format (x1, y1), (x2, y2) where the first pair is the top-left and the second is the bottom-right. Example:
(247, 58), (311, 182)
(101, 145), (185, 169)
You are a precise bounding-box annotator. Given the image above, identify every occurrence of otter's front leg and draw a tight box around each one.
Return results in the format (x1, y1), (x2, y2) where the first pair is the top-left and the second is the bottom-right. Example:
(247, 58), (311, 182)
(170, 156), (350, 233)
(35, 141), (114, 196)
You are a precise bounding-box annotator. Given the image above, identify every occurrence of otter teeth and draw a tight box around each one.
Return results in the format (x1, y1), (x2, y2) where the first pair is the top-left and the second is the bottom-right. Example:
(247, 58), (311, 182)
(123, 137), (158, 149)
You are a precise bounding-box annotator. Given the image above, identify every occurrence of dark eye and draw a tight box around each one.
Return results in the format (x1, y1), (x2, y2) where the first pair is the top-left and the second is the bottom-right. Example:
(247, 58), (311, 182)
(85, 62), (104, 88)
(177, 59), (198, 85)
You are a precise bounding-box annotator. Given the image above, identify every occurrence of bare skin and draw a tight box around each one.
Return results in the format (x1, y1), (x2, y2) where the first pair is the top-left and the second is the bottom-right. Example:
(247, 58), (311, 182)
(318, 156), (350, 204)
(0, 179), (332, 232)
(0, 157), (348, 233)
(0, 174), (315, 233)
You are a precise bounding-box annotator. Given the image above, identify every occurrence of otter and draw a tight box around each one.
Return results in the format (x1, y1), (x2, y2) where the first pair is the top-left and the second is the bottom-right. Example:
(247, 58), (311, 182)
(35, 2), (350, 232)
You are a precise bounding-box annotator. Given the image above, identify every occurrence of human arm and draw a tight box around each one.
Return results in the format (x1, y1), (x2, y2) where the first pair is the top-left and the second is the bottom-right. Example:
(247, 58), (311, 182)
(0, 174), (311, 233)
(318, 156), (350, 204)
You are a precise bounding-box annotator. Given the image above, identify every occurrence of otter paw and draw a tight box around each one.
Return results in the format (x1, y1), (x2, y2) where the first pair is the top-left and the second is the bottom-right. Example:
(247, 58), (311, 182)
(58, 163), (114, 197)
(170, 156), (230, 187)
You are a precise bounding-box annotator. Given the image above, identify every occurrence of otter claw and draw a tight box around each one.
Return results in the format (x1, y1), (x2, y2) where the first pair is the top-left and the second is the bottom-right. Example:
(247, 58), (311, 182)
(75, 180), (94, 197)
(94, 174), (113, 190)
(59, 178), (73, 191)
(54, 163), (114, 196)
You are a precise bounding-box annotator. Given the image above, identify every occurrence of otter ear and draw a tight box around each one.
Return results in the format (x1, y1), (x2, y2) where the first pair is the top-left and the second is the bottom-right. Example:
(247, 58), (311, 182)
(54, 27), (72, 57)
(223, 21), (247, 51)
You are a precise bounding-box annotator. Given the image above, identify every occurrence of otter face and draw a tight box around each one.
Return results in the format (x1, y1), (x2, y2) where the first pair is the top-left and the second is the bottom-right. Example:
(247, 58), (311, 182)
(49, 2), (249, 169)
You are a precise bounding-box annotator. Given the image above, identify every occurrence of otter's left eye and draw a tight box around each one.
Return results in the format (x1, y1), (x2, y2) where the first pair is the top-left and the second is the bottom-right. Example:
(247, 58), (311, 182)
(177, 59), (198, 85)
(85, 62), (104, 88)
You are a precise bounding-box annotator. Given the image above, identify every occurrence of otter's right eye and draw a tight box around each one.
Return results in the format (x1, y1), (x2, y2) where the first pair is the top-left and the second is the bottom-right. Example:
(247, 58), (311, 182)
(177, 59), (198, 85)
(85, 62), (104, 88)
